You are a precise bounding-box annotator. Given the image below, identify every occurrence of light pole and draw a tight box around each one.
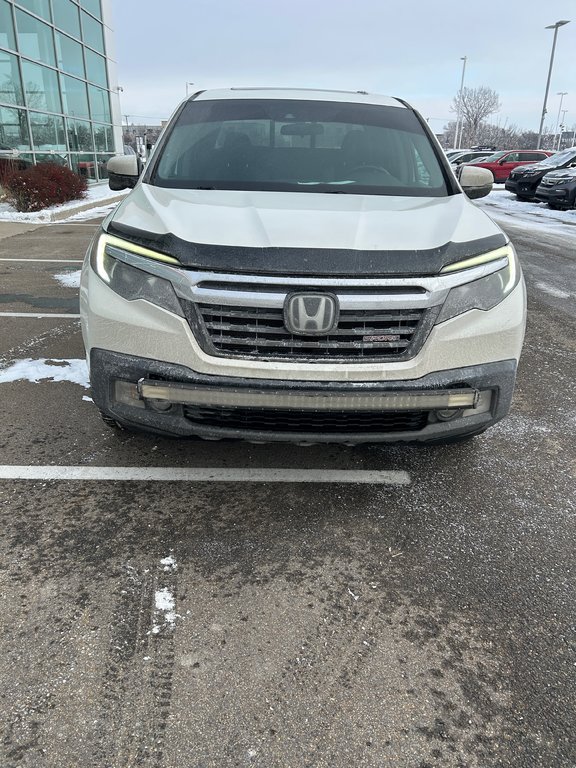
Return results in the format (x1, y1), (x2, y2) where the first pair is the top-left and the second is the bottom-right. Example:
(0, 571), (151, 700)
(185, 82), (195, 97)
(454, 56), (467, 149)
(536, 20), (570, 149)
(554, 92), (568, 142)
(557, 109), (568, 150)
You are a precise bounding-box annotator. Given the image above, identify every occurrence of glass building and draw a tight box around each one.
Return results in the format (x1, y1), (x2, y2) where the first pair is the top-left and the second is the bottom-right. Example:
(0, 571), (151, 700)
(0, 0), (121, 183)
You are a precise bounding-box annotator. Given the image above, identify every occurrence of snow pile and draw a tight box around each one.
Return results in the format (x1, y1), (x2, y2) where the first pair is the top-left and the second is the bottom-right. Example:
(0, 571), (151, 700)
(476, 188), (576, 236)
(0, 184), (128, 223)
(0, 358), (89, 387)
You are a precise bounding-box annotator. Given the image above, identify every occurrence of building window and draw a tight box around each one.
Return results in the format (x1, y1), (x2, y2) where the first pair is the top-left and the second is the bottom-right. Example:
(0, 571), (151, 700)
(93, 121), (113, 151)
(55, 31), (85, 78)
(70, 152), (97, 180)
(80, 0), (102, 21)
(84, 47), (107, 87)
(20, 60), (61, 113)
(66, 116), (93, 151)
(60, 73), (90, 119)
(0, 104), (31, 149)
(88, 85), (110, 122)
(0, 0), (17, 51)
(34, 151), (67, 167)
(15, 8), (56, 67)
(0, 50), (24, 106)
(15, 0), (51, 23)
(81, 10), (104, 53)
(96, 153), (111, 179)
(53, 0), (81, 41)
(29, 110), (66, 151)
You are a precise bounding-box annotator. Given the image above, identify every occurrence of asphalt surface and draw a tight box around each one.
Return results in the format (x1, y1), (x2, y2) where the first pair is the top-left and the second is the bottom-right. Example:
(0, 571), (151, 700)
(0, 208), (575, 768)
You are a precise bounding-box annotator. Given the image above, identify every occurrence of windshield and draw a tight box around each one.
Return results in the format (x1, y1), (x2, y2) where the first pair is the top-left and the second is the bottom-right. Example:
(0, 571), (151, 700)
(151, 99), (449, 196)
(479, 151), (507, 162)
(540, 149), (576, 167)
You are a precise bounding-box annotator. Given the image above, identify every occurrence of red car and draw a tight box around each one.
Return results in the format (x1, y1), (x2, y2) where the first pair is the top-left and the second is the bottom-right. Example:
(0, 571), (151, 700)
(465, 149), (553, 182)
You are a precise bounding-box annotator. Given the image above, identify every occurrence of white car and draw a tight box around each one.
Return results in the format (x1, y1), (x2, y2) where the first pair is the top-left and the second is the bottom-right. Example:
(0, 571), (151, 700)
(81, 88), (526, 444)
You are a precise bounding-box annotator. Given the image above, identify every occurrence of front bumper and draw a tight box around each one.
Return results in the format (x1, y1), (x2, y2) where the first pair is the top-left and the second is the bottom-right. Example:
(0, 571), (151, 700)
(505, 177), (541, 197)
(90, 349), (517, 443)
(534, 185), (576, 207)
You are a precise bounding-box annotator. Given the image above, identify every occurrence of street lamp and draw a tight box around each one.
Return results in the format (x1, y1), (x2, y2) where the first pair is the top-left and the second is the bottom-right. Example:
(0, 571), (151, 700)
(536, 20), (570, 149)
(454, 56), (467, 149)
(554, 92), (568, 140)
(185, 82), (195, 97)
(557, 109), (569, 150)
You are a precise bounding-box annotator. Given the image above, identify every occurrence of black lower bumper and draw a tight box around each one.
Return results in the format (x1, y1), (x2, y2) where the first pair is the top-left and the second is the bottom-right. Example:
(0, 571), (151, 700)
(534, 185), (576, 208)
(504, 178), (540, 198)
(90, 349), (518, 444)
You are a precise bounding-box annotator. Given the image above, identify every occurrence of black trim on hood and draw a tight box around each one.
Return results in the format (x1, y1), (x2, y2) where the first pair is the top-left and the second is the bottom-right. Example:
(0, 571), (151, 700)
(104, 221), (507, 277)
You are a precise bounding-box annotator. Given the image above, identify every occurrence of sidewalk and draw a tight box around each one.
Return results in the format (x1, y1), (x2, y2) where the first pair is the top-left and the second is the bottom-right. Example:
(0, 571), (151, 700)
(0, 183), (128, 225)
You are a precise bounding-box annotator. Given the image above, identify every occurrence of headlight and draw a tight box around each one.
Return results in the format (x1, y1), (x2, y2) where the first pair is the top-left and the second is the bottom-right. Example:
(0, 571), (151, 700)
(549, 175), (576, 185)
(437, 245), (521, 323)
(89, 233), (183, 316)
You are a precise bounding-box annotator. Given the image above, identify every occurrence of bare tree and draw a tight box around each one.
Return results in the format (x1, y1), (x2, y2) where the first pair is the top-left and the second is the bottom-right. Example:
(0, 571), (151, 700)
(451, 86), (501, 146)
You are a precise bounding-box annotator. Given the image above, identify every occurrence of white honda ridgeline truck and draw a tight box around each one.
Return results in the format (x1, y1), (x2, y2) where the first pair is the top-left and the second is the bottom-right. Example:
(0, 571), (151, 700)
(80, 88), (526, 445)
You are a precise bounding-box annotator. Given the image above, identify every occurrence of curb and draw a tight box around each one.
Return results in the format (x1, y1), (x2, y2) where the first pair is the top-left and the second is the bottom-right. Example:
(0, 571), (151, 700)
(48, 193), (127, 222)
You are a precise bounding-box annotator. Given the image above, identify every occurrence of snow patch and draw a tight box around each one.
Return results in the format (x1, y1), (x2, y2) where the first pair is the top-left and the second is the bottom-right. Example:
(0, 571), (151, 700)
(0, 185), (128, 223)
(160, 555), (177, 571)
(475, 189), (576, 237)
(152, 587), (177, 634)
(535, 282), (572, 299)
(0, 358), (89, 387)
(53, 270), (81, 288)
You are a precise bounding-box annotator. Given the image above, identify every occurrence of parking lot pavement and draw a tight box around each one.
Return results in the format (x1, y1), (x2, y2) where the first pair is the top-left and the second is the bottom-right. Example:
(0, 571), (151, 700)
(0, 218), (575, 768)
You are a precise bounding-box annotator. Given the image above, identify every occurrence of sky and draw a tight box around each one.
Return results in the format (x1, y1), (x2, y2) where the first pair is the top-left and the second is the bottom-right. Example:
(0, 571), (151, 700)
(109, 0), (575, 133)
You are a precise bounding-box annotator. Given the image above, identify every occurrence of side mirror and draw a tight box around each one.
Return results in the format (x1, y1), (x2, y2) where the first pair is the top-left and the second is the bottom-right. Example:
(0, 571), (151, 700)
(498, 158), (508, 165)
(459, 165), (493, 200)
(107, 154), (142, 191)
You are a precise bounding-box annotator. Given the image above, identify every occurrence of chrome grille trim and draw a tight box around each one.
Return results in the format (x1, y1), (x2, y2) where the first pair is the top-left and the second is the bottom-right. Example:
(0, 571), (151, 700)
(184, 302), (436, 361)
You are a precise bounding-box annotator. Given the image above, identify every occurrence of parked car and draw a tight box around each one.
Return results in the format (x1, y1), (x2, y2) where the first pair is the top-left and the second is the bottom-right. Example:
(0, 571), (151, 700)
(449, 150), (494, 168)
(81, 87), (525, 445)
(467, 149), (553, 182)
(533, 165), (576, 209)
(506, 147), (576, 201)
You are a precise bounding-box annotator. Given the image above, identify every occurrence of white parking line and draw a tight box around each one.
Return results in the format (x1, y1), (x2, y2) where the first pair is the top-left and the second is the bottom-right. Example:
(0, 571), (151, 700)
(0, 466), (410, 484)
(0, 258), (83, 262)
(0, 313), (80, 318)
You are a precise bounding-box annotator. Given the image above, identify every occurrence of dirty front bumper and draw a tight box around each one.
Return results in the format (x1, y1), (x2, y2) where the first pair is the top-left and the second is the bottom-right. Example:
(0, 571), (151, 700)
(90, 349), (517, 443)
(504, 177), (541, 197)
(534, 184), (576, 208)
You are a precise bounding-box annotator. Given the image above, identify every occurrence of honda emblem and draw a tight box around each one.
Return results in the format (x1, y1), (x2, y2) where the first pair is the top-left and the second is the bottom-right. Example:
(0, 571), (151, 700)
(283, 293), (340, 336)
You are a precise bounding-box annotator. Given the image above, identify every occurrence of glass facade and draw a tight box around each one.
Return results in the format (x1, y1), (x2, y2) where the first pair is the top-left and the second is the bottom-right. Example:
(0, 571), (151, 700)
(0, 0), (117, 183)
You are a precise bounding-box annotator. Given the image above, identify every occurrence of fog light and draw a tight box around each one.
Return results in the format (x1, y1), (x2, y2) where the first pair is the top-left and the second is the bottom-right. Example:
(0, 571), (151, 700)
(148, 399), (174, 413)
(436, 408), (461, 421)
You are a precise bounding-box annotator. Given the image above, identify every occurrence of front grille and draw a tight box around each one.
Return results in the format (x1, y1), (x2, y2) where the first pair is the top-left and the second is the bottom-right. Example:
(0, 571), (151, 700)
(187, 303), (428, 361)
(184, 405), (428, 434)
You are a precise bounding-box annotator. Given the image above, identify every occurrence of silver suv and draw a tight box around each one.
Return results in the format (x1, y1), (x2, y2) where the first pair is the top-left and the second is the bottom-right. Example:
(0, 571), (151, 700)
(80, 88), (526, 444)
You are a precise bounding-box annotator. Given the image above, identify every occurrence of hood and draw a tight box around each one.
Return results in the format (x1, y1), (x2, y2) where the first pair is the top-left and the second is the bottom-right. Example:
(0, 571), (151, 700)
(106, 183), (507, 277)
(542, 168), (576, 180)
